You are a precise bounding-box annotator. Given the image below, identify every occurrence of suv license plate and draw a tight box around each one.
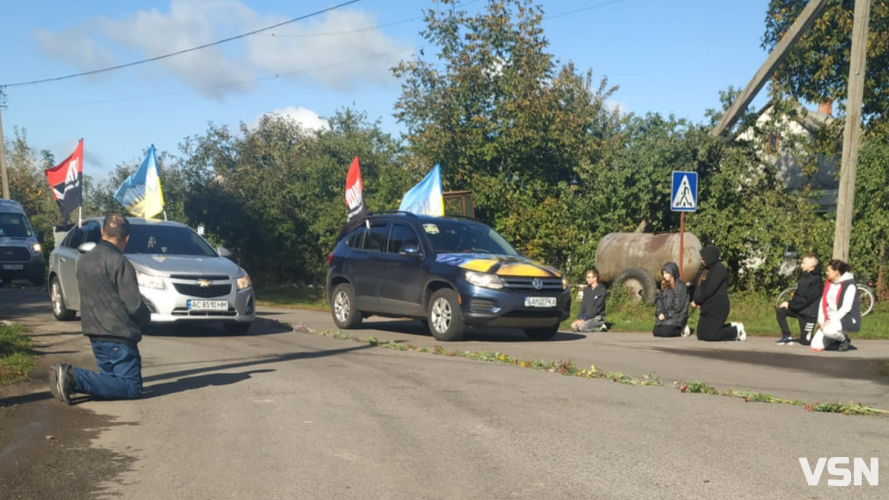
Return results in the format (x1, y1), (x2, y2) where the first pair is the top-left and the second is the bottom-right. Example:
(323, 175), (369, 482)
(2, 264), (24, 270)
(187, 300), (229, 311)
(525, 297), (557, 308)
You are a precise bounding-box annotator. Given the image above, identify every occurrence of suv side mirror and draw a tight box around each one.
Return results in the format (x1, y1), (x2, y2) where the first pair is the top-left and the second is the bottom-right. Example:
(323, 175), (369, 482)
(77, 242), (96, 254)
(399, 244), (422, 257)
(218, 247), (232, 258)
(37, 231), (45, 243)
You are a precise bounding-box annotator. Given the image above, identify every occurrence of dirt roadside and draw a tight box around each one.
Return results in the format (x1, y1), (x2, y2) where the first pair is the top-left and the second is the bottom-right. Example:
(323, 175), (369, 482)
(1, 287), (138, 500)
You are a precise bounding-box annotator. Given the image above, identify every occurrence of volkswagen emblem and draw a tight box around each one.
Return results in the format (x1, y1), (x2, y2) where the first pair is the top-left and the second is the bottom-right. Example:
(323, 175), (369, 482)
(532, 278), (543, 290)
(197, 279), (212, 288)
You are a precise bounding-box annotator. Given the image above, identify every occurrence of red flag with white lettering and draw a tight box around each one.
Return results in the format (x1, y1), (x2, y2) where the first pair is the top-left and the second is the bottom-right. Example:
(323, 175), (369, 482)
(44, 139), (84, 224)
(337, 157), (367, 241)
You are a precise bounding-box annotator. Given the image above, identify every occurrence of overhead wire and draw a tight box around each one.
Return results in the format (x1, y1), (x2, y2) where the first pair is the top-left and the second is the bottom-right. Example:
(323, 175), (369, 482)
(4, 0), (631, 111)
(0, 0), (361, 88)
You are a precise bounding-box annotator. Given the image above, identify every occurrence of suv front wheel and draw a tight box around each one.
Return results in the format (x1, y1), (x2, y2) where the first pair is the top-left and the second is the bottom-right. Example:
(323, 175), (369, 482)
(331, 283), (363, 329)
(427, 289), (465, 341)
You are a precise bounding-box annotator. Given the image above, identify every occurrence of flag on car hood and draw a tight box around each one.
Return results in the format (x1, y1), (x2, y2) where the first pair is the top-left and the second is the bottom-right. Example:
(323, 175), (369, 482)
(399, 164), (444, 216)
(114, 145), (165, 219)
(336, 156), (367, 241)
(44, 139), (84, 224)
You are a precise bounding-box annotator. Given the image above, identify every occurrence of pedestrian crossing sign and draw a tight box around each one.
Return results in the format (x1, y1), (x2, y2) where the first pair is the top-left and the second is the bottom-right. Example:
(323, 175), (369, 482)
(671, 171), (697, 212)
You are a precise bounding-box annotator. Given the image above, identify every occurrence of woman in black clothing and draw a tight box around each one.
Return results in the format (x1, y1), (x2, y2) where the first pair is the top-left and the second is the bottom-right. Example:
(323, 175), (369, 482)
(653, 262), (689, 338)
(690, 245), (746, 341)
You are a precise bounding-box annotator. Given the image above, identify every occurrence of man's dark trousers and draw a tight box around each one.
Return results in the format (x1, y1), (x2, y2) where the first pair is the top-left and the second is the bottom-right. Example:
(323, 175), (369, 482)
(776, 307), (816, 346)
(73, 341), (143, 399)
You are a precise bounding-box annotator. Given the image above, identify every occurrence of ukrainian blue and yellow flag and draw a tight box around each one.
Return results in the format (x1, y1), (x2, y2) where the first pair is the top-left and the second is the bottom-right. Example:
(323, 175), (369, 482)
(114, 145), (165, 219)
(399, 164), (444, 216)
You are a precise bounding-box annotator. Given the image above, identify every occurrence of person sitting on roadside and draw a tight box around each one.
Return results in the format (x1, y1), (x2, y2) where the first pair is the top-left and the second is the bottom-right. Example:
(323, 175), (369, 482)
(571, 268), (608, 333)
(690, 245), (746, 341)
(810, 259), (860, 353)
(775, 253), (822, 346)
(653, 262), (690, 338)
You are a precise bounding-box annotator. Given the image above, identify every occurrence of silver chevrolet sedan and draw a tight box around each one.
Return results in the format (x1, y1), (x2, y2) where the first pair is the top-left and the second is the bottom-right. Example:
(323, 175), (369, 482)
(48, 217), (255, 333)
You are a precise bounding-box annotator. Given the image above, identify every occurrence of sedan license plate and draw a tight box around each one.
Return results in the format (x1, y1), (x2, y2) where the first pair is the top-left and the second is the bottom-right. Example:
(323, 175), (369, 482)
(524, 296), (557, 308)
(187, 300), (229, 311)
(2, 264), (24, 270)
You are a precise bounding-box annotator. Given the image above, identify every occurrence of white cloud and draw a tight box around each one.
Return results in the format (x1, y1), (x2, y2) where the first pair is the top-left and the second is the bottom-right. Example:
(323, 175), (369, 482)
(605, 99), (627, 115)
(250, 106), (329, 132)
(33, 0), (412, 99)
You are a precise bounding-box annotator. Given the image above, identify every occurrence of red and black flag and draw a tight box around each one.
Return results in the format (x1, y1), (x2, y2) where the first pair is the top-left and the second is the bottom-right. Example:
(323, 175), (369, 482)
(44, 139), (84, 224)
(336, 156), (367, 241)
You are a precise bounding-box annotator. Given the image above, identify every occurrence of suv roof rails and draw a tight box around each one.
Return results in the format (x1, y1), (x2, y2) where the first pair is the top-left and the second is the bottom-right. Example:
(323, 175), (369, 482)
(368, 210), (418, 218)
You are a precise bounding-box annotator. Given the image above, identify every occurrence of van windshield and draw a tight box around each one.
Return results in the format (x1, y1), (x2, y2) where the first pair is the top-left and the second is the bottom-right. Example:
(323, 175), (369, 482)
(424, 221), (519, 255)
(0, 213), (32, 238)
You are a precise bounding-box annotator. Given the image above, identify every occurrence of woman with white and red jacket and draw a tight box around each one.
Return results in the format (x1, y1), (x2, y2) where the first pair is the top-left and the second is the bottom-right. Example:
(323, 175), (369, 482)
(810, 259), (861, 352)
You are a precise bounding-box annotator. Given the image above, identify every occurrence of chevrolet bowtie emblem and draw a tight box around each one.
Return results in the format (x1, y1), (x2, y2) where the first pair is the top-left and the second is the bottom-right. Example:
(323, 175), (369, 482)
(197, 279), (212, 288)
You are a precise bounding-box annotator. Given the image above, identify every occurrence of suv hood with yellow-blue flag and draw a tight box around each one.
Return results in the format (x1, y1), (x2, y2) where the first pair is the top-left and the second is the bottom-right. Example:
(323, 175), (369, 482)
(436, 253), (562, 278)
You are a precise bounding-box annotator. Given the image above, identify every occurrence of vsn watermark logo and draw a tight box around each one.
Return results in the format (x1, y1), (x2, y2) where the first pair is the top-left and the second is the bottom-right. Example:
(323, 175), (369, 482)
(799, 458), (879, 486)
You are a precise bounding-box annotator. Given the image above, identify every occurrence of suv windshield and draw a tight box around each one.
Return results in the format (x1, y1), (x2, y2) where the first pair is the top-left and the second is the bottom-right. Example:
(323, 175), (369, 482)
(425, 221), (518, 255)
(125, 224), (217, 257)
(0, 213), (32, 238)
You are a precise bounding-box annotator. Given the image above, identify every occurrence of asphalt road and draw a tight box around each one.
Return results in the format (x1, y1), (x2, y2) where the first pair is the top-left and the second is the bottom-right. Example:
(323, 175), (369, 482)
(2, 288), (888, 499)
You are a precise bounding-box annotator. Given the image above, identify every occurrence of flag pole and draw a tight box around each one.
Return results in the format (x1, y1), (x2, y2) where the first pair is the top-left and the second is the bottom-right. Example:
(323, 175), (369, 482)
(78, 207), (82, 228)
(163, 210), (167, 221)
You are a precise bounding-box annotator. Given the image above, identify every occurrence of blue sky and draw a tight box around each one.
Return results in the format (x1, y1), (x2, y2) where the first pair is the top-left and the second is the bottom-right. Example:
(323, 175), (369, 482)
(0, 0), (773, 181)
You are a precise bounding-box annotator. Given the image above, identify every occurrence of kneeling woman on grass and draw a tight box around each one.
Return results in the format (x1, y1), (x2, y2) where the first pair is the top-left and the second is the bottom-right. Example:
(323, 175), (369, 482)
(653, 262), (690, 338)
(810, 259), (860, 352)
(690, 245), (746, 342)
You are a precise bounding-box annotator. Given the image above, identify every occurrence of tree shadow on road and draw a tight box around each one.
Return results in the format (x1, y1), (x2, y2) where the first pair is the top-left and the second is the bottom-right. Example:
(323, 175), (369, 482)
(0, 344), (373, 407)
(652, 346), (889, 385)
(144, 318), (292, 338)
(142, 369), (276, 399)
(354, 319), (587, 342)
(0, 287), (52, 322)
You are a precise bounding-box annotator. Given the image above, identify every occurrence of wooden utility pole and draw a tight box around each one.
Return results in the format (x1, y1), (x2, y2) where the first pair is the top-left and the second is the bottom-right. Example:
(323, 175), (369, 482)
(833, 0), (871, 262)
(0, 88), (9, 200)
(711, 0), (829, 137)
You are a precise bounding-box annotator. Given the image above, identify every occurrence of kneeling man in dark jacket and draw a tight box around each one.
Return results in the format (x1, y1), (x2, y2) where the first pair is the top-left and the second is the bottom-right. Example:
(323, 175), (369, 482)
(50, 215), (150, 404)
(776, 253), (822, 346)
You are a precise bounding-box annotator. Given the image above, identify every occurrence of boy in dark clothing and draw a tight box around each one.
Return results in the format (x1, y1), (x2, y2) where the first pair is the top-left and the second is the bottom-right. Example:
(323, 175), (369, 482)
(776, 253), (822, 345)
(572, 268), (608, 332)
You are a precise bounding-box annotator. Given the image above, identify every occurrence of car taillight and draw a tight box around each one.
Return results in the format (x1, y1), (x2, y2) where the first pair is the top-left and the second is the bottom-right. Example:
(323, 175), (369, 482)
(327, 252), (334, 264)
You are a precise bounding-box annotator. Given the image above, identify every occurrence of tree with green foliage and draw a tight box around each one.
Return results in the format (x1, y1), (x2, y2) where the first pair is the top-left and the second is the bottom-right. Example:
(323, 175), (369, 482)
(763, 0), (889, 128)
(392, 0), (624, 271)
(177, 109), (410, 285)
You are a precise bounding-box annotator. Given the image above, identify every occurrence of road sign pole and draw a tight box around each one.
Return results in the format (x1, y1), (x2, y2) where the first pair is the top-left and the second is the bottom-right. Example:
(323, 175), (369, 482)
(679, 212), (685, 282)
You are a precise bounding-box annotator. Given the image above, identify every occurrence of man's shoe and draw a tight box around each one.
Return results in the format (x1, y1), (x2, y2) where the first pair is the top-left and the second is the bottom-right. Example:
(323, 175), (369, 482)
(735, 323), (747, 341)
(776, 335), (793, 345)
(55, 363), (73, 405)
(838, 337), (851, 353)
(49, 364), (73, 404)
(681, 326), (692, 337)
(49, 364), (63, 402)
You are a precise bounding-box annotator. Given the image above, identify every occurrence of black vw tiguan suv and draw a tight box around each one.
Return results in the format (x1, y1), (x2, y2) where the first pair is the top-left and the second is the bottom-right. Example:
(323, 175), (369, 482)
(327, 213), (571, 341)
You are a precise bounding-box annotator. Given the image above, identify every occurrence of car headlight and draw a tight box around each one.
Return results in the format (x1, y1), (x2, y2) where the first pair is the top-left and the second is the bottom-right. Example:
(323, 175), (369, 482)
(32, 243), (42, 254)
(136, 271), (165, 290)
(236, 272), (252, 290)
(562, 277), (568, 290)
(464, 271), (504, 290)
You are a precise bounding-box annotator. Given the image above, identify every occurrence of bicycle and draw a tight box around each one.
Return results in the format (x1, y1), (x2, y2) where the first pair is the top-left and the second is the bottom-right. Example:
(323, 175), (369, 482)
(775, 283), (876, 317)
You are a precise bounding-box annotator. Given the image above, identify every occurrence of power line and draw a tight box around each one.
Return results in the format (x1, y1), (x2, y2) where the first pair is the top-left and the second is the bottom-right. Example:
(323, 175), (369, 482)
(255, 17), (423, 38)
(543, 0), (630, 21)
(0, 0), (361, 88)
(9, 46), (426, 111)
(4, 0), (632, 111)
